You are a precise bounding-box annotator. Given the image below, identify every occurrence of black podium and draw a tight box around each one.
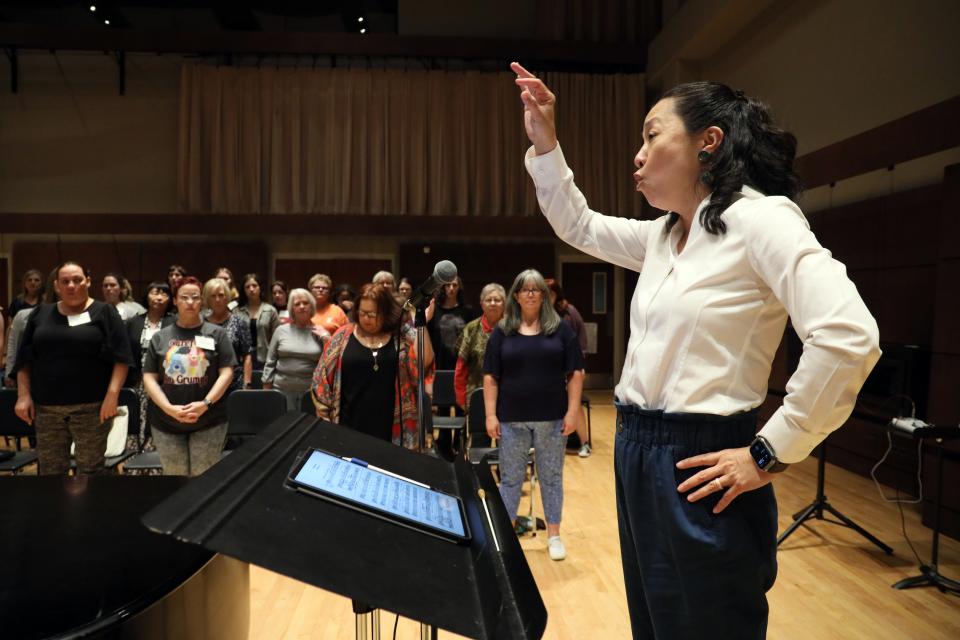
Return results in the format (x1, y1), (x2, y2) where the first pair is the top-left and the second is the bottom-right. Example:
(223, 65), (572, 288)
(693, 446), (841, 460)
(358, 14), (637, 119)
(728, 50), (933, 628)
(143, 413), (547, 639)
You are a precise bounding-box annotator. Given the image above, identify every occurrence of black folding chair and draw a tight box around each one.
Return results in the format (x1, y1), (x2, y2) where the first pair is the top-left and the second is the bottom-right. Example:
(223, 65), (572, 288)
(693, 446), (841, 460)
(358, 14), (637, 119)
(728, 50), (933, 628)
(465, 388), (497, 465)
(431, 370), (466, 455)
(226, 389), (287, 448)
(0, 388), (38, 475)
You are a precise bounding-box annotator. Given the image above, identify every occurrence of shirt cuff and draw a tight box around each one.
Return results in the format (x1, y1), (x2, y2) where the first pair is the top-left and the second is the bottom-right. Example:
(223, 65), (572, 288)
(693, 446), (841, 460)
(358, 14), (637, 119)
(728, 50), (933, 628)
(524, 143), (568, 188)
(756, 408), (823, 464)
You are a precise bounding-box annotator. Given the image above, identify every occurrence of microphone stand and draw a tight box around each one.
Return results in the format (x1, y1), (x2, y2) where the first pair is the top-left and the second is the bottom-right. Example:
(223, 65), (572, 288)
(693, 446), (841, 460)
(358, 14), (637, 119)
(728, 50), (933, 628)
(405, 299), (430, 453)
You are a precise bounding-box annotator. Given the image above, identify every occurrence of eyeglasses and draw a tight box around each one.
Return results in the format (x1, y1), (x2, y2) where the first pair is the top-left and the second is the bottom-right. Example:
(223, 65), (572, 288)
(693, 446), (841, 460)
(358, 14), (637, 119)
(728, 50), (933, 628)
(357, 310), (380, 319)
(519, 288), (542, 296)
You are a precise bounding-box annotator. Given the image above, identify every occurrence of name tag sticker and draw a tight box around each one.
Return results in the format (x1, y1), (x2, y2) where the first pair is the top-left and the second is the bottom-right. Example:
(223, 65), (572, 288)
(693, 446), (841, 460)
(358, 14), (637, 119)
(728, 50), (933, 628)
(68, 312), (92, 327)
(227, 300), (238, 311)
(279, 310), (290, 319)
(195, 335), (216, 351)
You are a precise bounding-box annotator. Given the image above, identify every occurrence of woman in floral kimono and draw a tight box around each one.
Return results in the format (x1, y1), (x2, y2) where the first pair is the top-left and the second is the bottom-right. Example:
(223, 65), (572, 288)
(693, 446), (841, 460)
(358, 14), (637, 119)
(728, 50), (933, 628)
(312, 283), (434, 450)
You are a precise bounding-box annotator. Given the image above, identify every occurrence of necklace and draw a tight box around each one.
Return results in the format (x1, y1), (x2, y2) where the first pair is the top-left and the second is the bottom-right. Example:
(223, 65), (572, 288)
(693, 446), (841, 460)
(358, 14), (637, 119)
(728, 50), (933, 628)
(356, 329), (386, 371)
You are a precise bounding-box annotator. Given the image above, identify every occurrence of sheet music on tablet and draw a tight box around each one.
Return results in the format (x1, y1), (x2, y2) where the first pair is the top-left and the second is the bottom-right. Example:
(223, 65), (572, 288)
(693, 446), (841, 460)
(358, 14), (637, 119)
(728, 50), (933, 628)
(291, 449), (466, 538)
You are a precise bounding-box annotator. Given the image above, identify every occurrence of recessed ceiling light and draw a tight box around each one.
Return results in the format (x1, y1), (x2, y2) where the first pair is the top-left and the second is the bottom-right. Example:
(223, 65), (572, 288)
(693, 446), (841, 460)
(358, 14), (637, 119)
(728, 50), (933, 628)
(90, 5), (96, 11)
(104, 19), (110, 25)
(360, 28), (366, 34)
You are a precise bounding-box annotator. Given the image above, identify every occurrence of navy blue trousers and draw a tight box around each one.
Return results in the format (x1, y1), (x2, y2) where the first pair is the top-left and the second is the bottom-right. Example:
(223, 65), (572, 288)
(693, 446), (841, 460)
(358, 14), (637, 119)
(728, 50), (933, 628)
(614, 403), (778, 640)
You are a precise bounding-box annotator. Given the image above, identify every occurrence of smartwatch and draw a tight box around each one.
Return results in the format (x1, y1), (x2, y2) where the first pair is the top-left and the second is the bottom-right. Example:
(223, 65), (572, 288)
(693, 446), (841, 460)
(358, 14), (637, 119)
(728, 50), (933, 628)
(202, 398), (212, 408)
(749, 435), (789, 473)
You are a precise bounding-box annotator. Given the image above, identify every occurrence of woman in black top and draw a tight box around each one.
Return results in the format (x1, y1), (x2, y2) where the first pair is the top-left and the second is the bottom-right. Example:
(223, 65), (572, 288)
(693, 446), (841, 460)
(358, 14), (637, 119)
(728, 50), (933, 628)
(14, 261), (133, 475)
(483, 269), (584, 560)
(8, 268), (44, 318)
(426, 276), (478, 457)
(124, 281), (176, 452)
(142, 277), (236, 476)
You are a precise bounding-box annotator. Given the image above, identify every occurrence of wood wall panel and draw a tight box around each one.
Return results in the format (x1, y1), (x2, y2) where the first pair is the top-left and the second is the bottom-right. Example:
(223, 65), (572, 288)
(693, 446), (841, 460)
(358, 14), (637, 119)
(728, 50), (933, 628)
(927, 354), (960, 428)
(274, 259), (393, 298)
(939, 165), (960, 260)
(931, 259), (960, 355)
(12, 240), (268, 304)
(875, 266), (938, 347)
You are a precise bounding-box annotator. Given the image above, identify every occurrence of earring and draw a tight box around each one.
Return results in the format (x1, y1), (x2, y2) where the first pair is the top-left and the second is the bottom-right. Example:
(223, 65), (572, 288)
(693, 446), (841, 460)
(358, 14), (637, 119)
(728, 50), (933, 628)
(698, 150), (712, 163)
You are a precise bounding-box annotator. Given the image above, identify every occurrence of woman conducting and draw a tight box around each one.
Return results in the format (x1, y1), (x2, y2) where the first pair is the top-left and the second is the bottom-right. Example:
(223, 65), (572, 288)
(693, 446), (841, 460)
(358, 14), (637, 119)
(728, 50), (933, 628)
(312, 283), (433, 450)
(142, 277), (235, 476)
(13, 261), (133, 475)
(262, 288), (327, 411)
(511, 63), (880, 637)
(483, 269), (584, 561)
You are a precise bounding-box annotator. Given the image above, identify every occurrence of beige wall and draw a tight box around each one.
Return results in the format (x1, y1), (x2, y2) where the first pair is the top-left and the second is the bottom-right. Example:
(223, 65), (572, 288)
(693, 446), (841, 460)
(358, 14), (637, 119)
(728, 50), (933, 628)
(649, 0), (960, 210)
(0, 51), (180, 213)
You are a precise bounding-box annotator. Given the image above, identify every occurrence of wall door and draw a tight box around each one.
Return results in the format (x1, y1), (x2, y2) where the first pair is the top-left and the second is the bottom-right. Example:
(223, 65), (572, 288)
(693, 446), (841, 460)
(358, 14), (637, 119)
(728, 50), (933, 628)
(561, 261), (615, 389)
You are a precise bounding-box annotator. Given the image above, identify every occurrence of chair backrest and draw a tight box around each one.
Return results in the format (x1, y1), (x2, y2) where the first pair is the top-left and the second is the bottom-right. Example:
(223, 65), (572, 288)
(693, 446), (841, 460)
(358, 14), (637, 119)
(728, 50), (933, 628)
(467, 388), (485, 436)
(0, 388), (35, 438)
(299, 390), (315, 414)
(118, 388), (139, 438)
(432, 370), (457, 408)
(226, 389), (287, 437)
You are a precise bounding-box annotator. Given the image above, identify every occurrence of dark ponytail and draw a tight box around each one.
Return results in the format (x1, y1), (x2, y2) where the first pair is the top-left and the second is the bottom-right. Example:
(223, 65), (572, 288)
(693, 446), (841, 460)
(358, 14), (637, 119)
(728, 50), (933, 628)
(661, 82), (801, 235)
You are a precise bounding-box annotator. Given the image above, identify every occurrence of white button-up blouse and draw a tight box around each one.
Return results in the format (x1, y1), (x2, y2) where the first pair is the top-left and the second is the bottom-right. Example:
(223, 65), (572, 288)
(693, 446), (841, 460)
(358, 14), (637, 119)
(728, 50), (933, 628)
(526, 144), (880, 463)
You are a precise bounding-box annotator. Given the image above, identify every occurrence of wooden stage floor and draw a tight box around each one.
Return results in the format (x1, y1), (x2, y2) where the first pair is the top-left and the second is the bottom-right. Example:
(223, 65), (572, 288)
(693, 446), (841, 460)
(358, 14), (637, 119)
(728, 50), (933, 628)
(247, 391), (960, 639)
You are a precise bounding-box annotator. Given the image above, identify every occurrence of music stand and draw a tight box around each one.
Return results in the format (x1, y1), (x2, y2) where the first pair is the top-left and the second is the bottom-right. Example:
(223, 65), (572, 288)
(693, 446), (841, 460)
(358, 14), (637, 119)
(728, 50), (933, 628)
(892, 425), (960, 594)
(777, 442), (893, 554)
(142, 413), (548, 639)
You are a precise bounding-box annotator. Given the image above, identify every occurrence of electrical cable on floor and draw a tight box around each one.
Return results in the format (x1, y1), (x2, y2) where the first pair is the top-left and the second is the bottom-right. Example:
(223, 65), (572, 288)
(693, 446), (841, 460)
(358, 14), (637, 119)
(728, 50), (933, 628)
(393, 613), (399, 639)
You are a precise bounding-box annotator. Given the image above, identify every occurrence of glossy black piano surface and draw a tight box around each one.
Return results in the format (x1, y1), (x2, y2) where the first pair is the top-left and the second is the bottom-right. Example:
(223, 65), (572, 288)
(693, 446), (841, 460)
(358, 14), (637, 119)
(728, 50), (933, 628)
(1, 475), (248, 640)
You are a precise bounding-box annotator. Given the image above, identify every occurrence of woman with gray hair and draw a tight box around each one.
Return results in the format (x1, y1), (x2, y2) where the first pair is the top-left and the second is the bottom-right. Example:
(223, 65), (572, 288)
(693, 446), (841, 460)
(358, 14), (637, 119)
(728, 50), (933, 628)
(262, 288), (328, 410)
(454, 283), (506, 411)
(483, 269), (584, 561)
(371, 270), (396, 293)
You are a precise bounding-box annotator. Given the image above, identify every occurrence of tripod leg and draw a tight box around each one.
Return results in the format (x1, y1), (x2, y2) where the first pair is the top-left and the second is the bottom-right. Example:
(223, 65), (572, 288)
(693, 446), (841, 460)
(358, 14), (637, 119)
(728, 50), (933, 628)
(821, 503), (893, 555)
(892, 573), (933, 590)
(777, 502), (818, 546)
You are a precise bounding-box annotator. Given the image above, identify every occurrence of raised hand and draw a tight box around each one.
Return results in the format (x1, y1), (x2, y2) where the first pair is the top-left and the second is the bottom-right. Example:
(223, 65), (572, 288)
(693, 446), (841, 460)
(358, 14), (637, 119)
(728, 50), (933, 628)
(510, 62), (558, 155)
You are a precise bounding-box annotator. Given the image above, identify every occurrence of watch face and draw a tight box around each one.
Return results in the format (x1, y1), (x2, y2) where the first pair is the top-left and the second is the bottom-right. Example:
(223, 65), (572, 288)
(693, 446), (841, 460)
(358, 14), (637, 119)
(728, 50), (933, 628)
(750, 439), (774, 470)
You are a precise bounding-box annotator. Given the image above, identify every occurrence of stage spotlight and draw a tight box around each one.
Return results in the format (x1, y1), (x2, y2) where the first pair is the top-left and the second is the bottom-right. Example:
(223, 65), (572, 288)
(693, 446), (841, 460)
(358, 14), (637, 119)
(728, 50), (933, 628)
(89, 5), (96, 11)
(358, 17), (364, 23)
(360, 28), (366, 34)
(104, 19), (110, 25)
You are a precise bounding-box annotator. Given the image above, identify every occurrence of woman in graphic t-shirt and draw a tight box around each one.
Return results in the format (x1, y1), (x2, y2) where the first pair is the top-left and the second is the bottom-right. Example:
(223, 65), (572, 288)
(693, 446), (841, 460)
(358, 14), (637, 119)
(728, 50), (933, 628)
(142, 277), (236, 476)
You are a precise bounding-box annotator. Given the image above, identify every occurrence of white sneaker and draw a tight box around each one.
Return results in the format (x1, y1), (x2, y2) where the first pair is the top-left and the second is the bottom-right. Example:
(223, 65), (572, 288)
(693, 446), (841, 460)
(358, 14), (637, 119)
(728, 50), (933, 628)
(578, 443), (592, 458)
(548, 536), (567, 561)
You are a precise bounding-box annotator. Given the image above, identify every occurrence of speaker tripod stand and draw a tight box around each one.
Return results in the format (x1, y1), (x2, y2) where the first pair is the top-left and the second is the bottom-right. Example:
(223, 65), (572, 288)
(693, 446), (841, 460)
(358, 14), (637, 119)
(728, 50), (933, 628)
(777, 443), (893, 554)
(892, 428), (960, 594)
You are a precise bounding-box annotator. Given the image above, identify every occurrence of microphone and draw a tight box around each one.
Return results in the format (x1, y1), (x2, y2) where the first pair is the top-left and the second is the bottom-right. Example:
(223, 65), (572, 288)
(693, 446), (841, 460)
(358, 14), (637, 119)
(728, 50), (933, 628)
(405, 260), (458, 310)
